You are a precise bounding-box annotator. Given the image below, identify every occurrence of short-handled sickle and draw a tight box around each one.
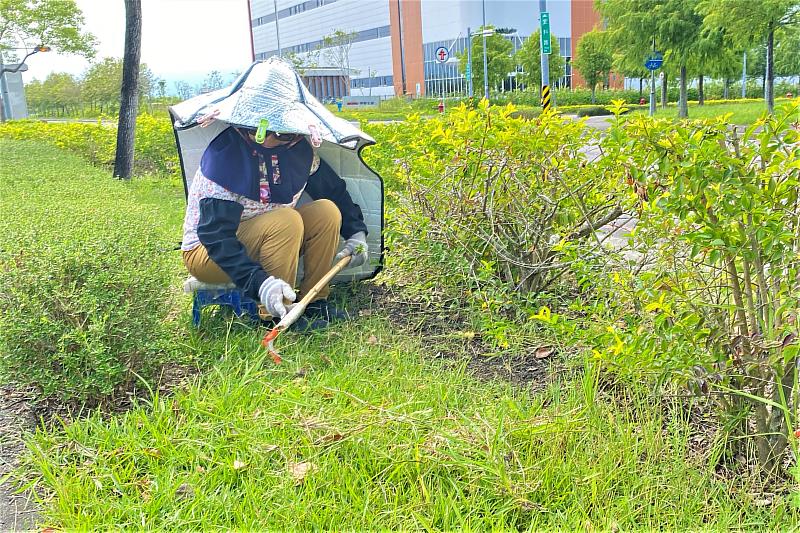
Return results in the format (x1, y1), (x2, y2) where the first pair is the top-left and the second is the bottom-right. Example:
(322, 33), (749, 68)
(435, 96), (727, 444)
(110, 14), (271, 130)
(261, 255), (352, 363)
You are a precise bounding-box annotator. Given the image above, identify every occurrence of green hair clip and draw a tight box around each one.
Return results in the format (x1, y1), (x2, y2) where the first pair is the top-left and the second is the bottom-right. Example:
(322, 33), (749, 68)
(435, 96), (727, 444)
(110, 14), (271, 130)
(255, 118), (270, 143)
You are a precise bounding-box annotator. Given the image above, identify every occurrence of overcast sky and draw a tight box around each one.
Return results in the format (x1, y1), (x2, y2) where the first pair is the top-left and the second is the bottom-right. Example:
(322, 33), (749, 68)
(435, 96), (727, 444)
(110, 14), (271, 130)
(22, 0), (253, 91)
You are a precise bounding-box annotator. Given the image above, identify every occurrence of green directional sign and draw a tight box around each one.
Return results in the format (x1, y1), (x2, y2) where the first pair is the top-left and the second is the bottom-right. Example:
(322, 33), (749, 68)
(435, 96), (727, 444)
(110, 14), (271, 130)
(540, 11), (551, 55)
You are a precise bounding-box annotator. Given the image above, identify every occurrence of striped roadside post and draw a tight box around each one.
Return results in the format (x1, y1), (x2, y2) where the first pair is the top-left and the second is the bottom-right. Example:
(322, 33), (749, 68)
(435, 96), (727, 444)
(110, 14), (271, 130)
(541, 85), (551, 111)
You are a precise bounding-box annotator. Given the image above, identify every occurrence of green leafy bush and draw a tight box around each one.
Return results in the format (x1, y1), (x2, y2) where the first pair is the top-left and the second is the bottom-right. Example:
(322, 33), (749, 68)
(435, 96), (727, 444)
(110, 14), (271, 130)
(368, 102), (627, 300)
(594, 99), (800, 476)
(0, 140), (182, 401)
(0, 113), (179, 177)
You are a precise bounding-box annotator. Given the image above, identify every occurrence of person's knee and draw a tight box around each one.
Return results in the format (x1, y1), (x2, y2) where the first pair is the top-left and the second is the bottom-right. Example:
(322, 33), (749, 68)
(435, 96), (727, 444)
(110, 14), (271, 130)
(277, 207), (305, 240)
(311, 199), (342, 229)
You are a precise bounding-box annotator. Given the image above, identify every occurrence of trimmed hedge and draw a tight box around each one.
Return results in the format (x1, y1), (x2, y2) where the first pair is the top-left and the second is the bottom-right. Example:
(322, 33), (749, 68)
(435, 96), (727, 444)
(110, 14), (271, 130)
(0, 139), (182, 401)
(0, 113), (179, 177)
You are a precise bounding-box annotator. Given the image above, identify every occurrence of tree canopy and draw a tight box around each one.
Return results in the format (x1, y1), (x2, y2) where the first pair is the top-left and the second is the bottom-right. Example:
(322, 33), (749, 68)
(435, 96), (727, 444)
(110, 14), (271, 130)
(458, 26), (514, 95)
(699, 0), (800, 111)
(514, 30), (565, 91)
(572, 30), (613, 103)
(0, 0), (95, 58)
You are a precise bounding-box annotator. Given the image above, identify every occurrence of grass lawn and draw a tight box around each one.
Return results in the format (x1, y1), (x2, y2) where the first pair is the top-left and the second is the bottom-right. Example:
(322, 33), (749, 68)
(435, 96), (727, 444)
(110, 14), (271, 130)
(631, 98), (799, 124)
(2, 139), (798, 529)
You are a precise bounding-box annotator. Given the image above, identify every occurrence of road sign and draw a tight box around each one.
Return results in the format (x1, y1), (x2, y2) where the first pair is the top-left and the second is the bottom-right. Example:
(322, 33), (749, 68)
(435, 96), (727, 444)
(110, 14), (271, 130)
(540, 12), (551, 55)
(465, 63), (472, 81)
(645, 51), (663, 71)
(435, 46), (449, 64)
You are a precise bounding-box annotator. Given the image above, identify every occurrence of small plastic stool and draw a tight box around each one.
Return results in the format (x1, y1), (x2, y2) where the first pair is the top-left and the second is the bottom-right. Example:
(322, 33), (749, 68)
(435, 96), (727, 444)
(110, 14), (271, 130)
(183, 277), (261, 327)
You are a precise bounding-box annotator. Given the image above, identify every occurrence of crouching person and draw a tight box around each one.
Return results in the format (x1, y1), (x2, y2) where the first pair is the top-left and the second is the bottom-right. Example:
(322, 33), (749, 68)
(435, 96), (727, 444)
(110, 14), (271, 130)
(181, 126), (368, 330)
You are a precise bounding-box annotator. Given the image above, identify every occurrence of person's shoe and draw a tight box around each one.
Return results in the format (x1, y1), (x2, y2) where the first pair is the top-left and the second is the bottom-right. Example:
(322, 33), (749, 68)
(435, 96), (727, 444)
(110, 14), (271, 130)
(303, 299), (350, 323)
(289, 314), (330, 332)
(259, 313), (329, 332)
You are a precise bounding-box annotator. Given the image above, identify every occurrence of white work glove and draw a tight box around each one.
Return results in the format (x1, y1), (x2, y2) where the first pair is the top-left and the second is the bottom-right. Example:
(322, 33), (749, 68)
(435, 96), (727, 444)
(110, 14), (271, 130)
(334, 231), (368, 268)
(258, 276), (296, 318)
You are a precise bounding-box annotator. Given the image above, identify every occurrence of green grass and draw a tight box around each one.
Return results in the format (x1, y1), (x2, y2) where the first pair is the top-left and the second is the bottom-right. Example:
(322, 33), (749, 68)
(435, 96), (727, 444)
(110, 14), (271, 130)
(632, 98), (797, 124)
(2, 138), (797, 529)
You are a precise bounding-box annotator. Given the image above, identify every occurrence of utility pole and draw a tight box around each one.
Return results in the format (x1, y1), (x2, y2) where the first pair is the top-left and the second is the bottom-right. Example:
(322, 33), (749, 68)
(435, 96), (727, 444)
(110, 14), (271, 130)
(482, 0), (489, 100)
(539, 0), (550, 111)
(273, 0), (282, 57)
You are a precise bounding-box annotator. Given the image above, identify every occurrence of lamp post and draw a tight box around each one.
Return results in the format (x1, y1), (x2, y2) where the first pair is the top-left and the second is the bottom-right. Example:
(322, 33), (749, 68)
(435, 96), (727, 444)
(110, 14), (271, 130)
(466, 28), (495, 101)
(0, 45), (50, 122)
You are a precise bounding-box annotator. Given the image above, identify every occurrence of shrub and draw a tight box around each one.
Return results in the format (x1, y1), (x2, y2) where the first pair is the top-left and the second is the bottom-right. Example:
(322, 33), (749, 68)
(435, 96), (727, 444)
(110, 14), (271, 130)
(594, 99), (800, 477)
(0, 140), (182, 401)
(0, 113), (179, 177)
(369, 102), (627, 301)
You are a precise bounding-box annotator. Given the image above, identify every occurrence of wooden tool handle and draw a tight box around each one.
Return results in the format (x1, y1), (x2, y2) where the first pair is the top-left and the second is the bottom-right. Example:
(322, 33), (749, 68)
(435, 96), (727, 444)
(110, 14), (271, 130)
(270, 255), (352, 329)
(258, 255), (352, 321)
(296, 255), (352, 308)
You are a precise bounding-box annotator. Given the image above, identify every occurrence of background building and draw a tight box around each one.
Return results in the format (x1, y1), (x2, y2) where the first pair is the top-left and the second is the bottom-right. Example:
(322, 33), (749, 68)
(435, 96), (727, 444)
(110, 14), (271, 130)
(247, 0), (605, 99)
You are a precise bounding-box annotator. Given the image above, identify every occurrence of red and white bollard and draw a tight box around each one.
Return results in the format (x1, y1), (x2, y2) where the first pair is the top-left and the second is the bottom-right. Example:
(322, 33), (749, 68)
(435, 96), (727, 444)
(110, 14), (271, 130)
(438, 100), (444, 113)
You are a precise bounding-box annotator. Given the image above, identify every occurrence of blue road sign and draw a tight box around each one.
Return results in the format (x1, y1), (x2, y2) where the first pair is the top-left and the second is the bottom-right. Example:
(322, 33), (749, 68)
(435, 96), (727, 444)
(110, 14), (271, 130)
(645, 51), (664, 71)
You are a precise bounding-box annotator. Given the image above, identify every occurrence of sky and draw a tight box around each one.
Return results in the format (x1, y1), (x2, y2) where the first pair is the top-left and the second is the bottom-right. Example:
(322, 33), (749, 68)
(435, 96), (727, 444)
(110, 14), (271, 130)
(22, 0), (253, 92)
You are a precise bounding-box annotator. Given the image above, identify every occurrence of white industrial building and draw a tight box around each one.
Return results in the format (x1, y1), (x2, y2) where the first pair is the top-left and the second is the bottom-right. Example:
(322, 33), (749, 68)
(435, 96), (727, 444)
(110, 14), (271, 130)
(247, 0), (601, 99)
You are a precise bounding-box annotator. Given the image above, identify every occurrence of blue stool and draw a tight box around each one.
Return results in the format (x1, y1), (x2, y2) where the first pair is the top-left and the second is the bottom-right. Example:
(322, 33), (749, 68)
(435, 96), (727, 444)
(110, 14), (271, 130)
(184, 277), (261, 327)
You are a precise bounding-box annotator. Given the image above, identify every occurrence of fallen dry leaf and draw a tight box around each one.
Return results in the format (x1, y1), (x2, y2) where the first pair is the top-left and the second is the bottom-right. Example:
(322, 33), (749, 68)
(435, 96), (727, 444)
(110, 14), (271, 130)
(320, 354), (333, 366)
(315, 433), (344, 446)
(289, 461), (317, 485)
(367, 335), (378, 345)
(294, 367), (308, 378)
(232, 459), (248, 471)
(261, 444), (280, 453)
(195, 465), (206, 474)
(534, 346), (555, 359)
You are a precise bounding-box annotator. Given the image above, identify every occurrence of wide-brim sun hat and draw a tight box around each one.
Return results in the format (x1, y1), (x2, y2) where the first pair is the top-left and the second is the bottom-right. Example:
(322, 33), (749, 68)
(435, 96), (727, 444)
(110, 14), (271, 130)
(170, 56), (374, 147)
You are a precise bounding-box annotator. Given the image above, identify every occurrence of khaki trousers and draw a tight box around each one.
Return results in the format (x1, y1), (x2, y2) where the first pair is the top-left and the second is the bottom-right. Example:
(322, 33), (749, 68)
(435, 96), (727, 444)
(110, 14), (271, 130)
(183, 199), (342, 300)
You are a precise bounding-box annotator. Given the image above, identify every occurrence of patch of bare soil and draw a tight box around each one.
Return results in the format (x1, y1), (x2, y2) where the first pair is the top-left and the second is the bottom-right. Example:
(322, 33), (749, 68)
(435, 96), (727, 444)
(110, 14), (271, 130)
(0, 386), (39, 531)
(345, 282), (562, 394)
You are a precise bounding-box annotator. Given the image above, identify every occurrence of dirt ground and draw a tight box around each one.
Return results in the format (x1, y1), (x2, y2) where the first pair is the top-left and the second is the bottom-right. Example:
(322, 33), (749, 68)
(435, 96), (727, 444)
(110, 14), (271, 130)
(0, 386), (39, 531)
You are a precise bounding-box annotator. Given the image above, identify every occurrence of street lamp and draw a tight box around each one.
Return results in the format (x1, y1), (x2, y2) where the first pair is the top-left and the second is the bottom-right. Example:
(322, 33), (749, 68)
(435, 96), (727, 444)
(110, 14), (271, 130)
(466, 27), (495, 100)
(0, 44), (51, 122)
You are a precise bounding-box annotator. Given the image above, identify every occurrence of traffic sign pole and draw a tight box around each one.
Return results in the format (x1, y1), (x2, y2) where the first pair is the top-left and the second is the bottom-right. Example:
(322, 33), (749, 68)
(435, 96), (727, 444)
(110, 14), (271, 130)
(539, 0), (550, 111)
(649, 37), (656, 116)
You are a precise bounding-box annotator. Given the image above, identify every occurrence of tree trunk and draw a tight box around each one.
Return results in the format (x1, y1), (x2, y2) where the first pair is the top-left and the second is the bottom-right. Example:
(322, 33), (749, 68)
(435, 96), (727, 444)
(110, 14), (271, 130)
(639, 77), (643, 97)
(661, 75), (667, 109)
(113, 0), (143, 180)
(678, 65), (688, 118)
(724, 78), (729, 99)
(591, 84), (596, 104)
(766, 26), (774, 114)
(698, 73), (704, 106)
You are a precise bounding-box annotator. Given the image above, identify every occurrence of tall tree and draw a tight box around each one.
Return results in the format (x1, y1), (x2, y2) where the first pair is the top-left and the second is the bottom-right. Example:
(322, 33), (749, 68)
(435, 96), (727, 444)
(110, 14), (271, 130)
(202, 70), (225, 92)
(113, 0), (142, 180)
(458, 26), (514, 95)
(699, 0), (800, 113)
(321, 29), (358, 96)
(597, 0), (704, 118)
(514, 30), (565, 91)
(572, 30), (613, 103)
(82, 58), (153, 113)
(174, 80), (195, 100)
(0, 0), (95, 57)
